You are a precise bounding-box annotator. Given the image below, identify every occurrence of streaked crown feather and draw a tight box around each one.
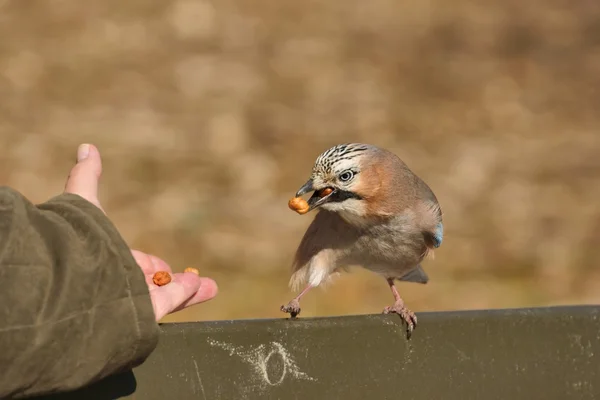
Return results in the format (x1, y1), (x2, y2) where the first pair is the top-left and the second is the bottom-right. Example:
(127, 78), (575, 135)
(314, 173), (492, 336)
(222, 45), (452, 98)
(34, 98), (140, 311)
(312, 143), (372, 176)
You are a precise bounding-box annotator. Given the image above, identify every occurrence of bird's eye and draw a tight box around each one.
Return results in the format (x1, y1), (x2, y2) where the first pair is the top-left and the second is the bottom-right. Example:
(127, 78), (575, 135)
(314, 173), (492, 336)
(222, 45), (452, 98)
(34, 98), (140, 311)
(339, 171), (354, 182)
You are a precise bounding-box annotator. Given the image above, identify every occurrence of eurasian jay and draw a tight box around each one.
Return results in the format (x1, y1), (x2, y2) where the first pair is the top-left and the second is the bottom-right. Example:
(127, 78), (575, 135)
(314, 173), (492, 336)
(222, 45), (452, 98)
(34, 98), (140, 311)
(281, 143), (443, 337)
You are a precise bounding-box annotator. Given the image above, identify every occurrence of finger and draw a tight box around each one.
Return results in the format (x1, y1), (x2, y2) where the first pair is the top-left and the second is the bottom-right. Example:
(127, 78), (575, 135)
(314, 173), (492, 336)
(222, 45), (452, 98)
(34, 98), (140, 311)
(64, 144), (105, 213)
(131, 250), (152, 275)
(149, 273), (203, 320)
(131, 250), (173, 276)
(172, 276), (218, 312)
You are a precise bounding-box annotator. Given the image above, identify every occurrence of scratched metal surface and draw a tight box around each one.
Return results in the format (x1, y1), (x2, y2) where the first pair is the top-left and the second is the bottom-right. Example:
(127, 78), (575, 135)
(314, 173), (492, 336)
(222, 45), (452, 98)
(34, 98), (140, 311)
(38, 306), (600, 400)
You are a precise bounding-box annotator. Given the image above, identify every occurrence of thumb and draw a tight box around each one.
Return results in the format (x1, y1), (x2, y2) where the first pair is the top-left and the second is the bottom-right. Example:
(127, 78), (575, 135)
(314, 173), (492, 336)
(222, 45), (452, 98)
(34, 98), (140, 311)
(64, 143), (104, 212)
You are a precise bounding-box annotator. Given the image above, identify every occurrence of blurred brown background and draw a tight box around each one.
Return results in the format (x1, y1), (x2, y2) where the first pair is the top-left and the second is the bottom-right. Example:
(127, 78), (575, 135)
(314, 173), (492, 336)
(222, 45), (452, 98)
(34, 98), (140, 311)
(1, 0), (599, 323)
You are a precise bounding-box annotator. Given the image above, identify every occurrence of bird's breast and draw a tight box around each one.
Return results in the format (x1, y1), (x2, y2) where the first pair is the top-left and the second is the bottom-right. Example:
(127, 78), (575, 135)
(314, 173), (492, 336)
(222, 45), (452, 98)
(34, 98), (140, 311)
(343, 217), (426, 272)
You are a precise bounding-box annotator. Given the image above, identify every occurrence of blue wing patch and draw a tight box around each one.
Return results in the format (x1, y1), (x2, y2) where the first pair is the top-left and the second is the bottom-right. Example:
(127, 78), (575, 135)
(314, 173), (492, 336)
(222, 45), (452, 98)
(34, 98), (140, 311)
(432, 222), (443, 248)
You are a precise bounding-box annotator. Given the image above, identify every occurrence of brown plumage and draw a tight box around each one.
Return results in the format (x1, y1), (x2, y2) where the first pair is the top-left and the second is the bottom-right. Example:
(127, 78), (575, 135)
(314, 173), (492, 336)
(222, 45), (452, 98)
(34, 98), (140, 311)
(281, 143), (443, 338)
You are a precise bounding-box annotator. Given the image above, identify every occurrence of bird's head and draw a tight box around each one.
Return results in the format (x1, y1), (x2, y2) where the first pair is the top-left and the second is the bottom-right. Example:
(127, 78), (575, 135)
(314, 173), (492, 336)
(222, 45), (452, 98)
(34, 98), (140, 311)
(295, 143), (396, 221)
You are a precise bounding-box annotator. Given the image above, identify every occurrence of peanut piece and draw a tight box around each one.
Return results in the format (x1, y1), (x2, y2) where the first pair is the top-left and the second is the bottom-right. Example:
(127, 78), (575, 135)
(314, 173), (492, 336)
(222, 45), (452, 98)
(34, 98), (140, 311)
(288, 197), (310, 214)
(318, 187), (333, 197)
(152, 271), (172, 286)
(184, 267), (200, 275)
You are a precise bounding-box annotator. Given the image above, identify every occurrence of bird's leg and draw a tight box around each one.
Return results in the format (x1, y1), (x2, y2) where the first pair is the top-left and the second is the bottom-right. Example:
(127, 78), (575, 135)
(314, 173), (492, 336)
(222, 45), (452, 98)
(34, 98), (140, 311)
(383, 278), (418, 337)
(280, 284), (313, 318)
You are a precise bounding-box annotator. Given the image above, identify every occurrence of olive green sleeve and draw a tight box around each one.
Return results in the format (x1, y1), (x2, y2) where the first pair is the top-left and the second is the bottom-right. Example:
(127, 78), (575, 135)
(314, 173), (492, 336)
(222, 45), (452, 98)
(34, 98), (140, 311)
(0, 187), (160, 398)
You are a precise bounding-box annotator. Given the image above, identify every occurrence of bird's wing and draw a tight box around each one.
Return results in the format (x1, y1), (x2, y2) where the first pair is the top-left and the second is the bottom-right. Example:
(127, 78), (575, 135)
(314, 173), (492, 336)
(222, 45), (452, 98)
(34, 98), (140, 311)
(291, 210), (356, 273)
(423, 221), (443, 249)
(418, 193), (443, 250)
(406, 173), (443, 251)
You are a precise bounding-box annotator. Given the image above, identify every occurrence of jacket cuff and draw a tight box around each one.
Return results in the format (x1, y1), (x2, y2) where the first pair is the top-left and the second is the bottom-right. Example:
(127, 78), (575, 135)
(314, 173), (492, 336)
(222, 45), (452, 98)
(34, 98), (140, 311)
(44, 193), (160, 368)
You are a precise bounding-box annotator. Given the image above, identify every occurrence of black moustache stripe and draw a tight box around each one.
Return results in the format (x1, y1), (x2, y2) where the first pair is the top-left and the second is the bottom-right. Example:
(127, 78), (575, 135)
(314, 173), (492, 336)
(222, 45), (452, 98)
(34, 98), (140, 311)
(329, 190), (363, 202)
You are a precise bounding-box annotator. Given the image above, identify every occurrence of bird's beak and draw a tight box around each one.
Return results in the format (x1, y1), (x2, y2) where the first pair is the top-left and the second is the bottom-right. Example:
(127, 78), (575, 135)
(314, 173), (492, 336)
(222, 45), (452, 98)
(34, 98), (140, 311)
(295, 179), (336, 211)
(295, 179), (314, 197)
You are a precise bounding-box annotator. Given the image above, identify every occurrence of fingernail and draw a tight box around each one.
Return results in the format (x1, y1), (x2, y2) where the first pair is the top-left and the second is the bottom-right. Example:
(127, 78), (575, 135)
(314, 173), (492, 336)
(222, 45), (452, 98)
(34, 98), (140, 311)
(77, 144), (90, 162)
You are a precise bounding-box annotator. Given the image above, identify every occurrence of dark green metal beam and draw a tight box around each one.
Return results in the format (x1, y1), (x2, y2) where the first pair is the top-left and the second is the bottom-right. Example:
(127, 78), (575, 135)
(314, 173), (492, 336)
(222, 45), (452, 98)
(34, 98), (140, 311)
(38, 306), (600, 399)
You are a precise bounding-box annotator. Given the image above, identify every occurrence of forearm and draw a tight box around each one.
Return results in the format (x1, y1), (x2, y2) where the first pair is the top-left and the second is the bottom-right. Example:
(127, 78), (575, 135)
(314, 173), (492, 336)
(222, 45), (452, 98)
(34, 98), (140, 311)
(0, 187), (159, 398)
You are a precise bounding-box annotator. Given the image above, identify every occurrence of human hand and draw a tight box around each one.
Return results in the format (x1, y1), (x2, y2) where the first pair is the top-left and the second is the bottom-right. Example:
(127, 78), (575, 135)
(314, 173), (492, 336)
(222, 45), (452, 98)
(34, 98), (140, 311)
(63, 143), (218, 320)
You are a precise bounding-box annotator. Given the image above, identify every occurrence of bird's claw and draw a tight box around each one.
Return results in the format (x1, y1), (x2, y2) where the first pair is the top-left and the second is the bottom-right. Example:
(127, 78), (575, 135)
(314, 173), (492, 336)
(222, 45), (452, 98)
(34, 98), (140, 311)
(383, 303), (417, 339)
(281, 299), (301, 318)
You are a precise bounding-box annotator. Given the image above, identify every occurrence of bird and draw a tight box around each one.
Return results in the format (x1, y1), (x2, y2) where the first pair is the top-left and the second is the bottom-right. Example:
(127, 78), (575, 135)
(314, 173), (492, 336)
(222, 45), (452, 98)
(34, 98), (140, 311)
(280, 143), (443, 337)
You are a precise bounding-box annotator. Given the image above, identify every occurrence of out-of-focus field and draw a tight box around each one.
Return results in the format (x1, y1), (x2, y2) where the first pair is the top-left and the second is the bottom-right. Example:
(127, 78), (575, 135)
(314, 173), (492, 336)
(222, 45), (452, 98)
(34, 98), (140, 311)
(1, 0), (599, 323)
